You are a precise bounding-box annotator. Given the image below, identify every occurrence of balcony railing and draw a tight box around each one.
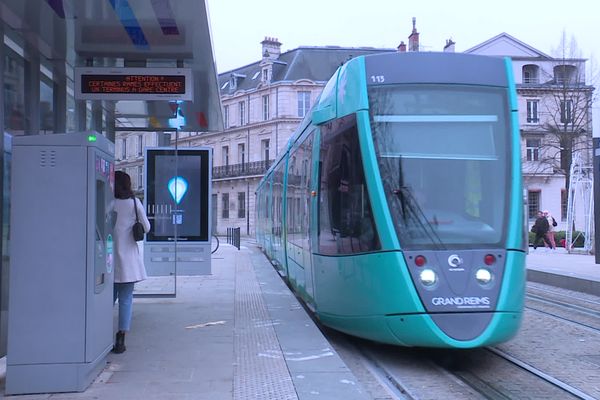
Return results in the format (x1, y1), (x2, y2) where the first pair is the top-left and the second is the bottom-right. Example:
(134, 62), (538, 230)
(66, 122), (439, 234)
(213, 160), (273, 179)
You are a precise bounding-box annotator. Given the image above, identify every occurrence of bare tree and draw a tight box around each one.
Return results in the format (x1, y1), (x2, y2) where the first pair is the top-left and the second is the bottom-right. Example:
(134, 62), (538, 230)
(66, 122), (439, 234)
(536, 32), (596, 192)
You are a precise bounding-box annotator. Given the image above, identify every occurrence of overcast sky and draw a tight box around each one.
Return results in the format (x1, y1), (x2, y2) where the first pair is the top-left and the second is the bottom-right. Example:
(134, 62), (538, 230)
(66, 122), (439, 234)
(205, 0), (599, 132)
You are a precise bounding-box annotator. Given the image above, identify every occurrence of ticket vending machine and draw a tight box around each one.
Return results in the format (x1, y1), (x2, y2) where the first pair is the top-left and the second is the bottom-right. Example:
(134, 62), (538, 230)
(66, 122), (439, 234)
(144, 148), (212, 277)
(6, 132), (114, 395)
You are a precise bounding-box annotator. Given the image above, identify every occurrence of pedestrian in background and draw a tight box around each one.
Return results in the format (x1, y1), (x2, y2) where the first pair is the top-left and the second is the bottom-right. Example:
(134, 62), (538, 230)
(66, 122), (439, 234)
(531, 210), (551, 250)
(544, 210), (557, 250)
(113, 171), (151, 353)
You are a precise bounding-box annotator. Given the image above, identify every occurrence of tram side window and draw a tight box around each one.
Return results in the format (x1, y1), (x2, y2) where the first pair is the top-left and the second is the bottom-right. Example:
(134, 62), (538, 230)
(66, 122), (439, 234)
(318, 114), (380, 255)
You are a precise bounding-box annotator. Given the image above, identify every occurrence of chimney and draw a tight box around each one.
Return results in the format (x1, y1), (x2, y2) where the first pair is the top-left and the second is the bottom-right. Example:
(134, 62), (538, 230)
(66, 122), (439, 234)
(397, 41), (407, 52)
(261, 36), (282, 60)
(408, 17), (419, 52)
(444, 39), (456, 52)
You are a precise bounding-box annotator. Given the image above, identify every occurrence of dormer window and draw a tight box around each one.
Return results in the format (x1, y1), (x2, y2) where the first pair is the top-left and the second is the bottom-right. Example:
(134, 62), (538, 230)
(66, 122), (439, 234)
(554, 65), (577, 84)
(228, 73), (246, 92)
(522, 64), (539, 84)
(262, 68), (269, 83)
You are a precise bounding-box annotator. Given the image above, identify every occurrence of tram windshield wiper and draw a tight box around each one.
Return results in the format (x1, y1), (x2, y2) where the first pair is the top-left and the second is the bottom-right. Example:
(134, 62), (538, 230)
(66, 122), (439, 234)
(394, 157), (445, 249)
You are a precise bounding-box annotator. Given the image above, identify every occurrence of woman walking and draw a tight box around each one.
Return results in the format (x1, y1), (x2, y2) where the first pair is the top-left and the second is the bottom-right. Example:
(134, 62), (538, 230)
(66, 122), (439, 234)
(544, 210), (557, 250)
(113, 171), (150, 353)
(531, 210), (551, 250)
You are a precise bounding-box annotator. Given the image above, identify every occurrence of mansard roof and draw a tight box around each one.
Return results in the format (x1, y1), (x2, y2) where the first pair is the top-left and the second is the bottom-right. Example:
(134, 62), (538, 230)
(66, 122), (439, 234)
(465, 32), (553, 60)
(219, 46), (394, 94)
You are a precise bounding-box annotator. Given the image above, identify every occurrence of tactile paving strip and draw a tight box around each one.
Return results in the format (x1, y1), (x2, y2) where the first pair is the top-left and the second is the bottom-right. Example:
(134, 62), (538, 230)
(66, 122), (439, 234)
(234, 251), (298, 400)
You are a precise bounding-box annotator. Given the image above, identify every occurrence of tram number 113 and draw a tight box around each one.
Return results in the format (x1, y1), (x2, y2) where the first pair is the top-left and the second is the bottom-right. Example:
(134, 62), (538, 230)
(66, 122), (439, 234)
(370, 75), (385, 83)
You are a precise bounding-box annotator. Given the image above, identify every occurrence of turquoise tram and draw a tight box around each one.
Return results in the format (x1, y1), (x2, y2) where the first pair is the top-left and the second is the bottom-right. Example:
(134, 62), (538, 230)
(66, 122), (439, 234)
(255, 52), (525, 348)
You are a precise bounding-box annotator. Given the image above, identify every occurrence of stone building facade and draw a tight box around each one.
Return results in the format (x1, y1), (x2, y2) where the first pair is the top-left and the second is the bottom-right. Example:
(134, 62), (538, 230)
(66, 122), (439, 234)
(174, 38), (394, 236)
(115, 28), (594, 238)
(465, 33), (594, 231)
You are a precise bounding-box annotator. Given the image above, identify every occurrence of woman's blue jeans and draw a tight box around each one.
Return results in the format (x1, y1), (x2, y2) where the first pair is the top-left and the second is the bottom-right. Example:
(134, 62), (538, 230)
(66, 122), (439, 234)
(114, 282), (135, 332)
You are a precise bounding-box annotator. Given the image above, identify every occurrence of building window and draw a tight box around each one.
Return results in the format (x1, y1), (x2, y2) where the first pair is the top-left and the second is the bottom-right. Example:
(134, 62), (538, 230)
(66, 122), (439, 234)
(239, 101), (246, 125)
(137, 166), (143, 189)
(297, 91), (311, 117)
(222, 145), (229, 166)
(261, 138), (270, 162)
(224, 105), (229, 128)
(121, 138), (127, 159)
(526, 138), (541, 161)
(262, 68), (269, 82)
(561, 189), (568, 221)
(554, 65), (576, 85)
(526, 100), (539, 123)
(137, 135), (143, 156)
(528, 190), (540, 220)
(222, 193), (229, 219)
(262, 95), (269, 121)
(522, 64), (539, 84)
(238, 143), (245, 165)
(237, 192), (245, 218)
(560, 99), (573, 123)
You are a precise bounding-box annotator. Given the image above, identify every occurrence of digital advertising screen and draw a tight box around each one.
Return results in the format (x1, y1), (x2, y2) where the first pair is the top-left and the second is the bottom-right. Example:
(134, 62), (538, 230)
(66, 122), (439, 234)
(146, 149), (211, 242)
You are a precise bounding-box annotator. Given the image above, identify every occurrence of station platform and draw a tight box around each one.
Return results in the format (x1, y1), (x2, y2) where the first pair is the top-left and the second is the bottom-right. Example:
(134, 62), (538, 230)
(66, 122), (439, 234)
(0, 241), (598, 399)
(526, 246), (600, 296)
(0, 240), (370, 400)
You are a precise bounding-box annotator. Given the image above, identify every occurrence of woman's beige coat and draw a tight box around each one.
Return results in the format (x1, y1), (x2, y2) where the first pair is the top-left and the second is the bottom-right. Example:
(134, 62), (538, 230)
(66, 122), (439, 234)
(113, 197), (151, 283)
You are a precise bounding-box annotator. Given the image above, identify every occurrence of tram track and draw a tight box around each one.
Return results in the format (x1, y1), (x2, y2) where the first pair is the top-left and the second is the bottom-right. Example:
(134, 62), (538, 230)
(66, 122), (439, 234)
(321, 285), (600, 399)
(485, 347), (597, 400)
(328, 322), (600, 399)
(329, 328), (593, 400)
(527, 284), (600, 309)
(525, 284), (600, 333)
(428, 346), (593, 400)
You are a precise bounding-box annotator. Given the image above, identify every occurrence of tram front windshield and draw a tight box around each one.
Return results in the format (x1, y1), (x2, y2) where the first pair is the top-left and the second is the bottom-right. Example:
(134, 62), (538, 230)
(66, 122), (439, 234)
(368, 84), (510, 250)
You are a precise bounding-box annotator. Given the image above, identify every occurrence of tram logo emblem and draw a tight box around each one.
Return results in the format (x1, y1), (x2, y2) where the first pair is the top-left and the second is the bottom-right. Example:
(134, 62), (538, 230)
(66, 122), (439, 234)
(447, 255), (463, 267)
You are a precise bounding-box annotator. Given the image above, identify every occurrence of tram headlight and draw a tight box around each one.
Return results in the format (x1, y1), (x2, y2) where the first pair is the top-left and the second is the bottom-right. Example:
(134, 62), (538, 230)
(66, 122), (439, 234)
(475, 268), (493, 285)
(419, 268), (437, 286)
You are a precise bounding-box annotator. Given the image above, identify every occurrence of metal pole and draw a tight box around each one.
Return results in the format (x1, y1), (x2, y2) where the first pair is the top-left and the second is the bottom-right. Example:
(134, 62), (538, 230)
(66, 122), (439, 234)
(593, 138), (600, 263)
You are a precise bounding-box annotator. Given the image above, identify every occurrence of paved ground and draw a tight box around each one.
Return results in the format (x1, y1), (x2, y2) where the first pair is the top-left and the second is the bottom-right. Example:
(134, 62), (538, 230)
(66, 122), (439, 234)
(0, 242), (597, 399)
(526, 246), (600, 295)
(0, 242), (368, 399)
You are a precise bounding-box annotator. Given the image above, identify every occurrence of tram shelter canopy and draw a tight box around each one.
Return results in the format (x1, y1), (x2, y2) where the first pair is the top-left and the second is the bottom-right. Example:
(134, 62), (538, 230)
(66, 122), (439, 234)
(0, 0), (223, 134)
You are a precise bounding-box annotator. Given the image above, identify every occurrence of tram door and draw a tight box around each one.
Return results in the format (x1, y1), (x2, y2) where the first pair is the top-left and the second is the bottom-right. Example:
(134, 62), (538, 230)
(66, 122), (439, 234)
(286, 127), (316, 302)
(300, 129), (316, 301)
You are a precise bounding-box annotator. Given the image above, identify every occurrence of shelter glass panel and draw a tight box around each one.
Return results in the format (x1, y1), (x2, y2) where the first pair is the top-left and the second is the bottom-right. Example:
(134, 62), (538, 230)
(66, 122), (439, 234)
(3, 47), (25, 136)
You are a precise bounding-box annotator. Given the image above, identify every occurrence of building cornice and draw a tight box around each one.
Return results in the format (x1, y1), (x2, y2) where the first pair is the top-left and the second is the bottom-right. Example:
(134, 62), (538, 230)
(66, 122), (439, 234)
(220, 80), (325, 101)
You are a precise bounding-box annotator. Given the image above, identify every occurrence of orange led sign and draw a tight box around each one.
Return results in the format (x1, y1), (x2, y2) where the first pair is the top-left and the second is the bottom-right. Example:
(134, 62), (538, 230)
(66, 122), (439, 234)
(75, 68), (193, 101)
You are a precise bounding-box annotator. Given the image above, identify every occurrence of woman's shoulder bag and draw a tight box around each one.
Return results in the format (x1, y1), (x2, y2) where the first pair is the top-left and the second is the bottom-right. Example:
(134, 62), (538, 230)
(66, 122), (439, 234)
(132, 197), (145, 242)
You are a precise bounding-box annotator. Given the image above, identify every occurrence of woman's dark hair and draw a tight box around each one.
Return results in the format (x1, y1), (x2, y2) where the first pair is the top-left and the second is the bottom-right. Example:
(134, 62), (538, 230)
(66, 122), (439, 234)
(114, 170), (134, 199)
